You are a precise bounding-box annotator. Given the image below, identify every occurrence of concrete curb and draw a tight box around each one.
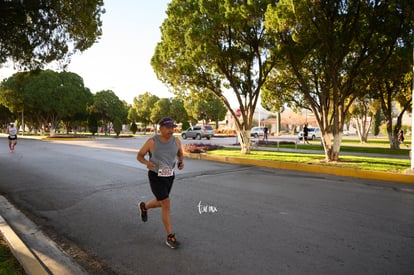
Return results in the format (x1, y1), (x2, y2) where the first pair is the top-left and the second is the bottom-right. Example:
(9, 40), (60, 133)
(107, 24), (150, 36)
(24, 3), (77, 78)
(0, 196), (87, 275)
(0, 216), (49, 275)
(184, 152), (414, 184)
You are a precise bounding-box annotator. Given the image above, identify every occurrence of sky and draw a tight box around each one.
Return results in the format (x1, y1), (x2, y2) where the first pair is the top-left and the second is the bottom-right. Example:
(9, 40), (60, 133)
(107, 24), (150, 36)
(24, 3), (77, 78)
(0, 0), (263, 111)
(67, 0), (172, 103)
(0, 0), (173, 104)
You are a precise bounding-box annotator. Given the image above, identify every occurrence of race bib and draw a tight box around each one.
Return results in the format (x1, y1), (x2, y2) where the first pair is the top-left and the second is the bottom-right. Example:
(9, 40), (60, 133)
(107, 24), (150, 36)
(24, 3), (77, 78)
(158, 167), (173, 177)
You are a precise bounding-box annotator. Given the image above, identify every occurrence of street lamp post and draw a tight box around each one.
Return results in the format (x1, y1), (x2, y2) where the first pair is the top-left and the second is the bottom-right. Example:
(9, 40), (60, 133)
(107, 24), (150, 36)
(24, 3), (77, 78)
(411, 39), (414, 170)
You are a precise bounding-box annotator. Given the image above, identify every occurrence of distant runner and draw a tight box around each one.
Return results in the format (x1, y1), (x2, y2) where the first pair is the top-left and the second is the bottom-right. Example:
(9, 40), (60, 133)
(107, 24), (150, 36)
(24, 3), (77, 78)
(7, 122), (18, 152)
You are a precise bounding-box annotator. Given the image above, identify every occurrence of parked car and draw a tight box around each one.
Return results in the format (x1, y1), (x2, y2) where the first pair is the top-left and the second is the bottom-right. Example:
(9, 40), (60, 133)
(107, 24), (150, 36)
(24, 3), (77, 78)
(298, 127), (321, 140)
(181, 125), (214, 140)
(251, 126), (265, 138)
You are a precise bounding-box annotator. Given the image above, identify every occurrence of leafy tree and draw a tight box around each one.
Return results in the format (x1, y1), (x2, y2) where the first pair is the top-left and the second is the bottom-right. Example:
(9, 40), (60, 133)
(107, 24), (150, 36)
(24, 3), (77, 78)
(264, 0), (413, 161)
(25, 70), (63, 134)
(0, 71), (38, 133)
(261, 89), (286, 114)
(380, 77), (412, 149)
(89, 90), (127, 135)
(359, 0), (413, 149)
(133, 92), (159, 133)
(184, 97), (203, 126)
(151, 98), (172, 126)
(113, 117), (123, 137)
(128, 106), (138, 134)
(181, 120), (191, 131)
(260, 90), (285, 135)
(184, 92), (227, 128)
(372, 108), (383, 137)
(0, 104), (13, 128)
(0, 71), (30, 114)
(146, 97), (189, 132)
(57, 72), (93, 133)
(128, 106), (138, 124)
(206, 96), (227, 129)
(170, 97), (188, 125)
(372, 68), (412, 149)
(151, 0), (279, 154)
(0, 0), (105, 68)
(349, 97), (375, 143)
(87, 112), (99, 135)
(1, 70), (92, 136)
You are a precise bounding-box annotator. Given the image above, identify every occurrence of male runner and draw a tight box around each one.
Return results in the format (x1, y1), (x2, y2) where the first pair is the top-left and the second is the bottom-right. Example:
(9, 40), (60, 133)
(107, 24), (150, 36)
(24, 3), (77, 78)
(136, 117), (184, 248)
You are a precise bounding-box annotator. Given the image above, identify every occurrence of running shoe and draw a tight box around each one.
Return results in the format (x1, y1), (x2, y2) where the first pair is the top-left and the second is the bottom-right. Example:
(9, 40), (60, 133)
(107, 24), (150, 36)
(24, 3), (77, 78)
(165, 233), (180, 249)
(139, 202), (147, 222)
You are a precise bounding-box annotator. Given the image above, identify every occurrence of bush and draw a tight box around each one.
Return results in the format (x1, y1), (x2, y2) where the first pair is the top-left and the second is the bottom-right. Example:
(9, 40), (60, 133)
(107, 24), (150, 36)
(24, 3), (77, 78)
(130, 122), (138, 134)
(88, 114), (98, 135)
(214, 129), (236, 136)
(183, 143), (224, 153)
(113, 118), (122, 136)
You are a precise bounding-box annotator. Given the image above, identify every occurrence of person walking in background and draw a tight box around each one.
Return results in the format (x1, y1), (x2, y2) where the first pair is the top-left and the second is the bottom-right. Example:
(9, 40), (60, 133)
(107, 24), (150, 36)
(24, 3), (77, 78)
(7, 122), (18, 152)
(303, 124), (309, 144)
(136, 117), (184, 249)
(263, 127), (268, 142)
(398, 130), (408, 148)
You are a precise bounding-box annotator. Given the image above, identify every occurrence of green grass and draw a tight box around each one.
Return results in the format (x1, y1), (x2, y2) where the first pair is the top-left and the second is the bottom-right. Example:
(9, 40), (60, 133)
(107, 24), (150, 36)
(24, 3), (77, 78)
(269, 137), (411, 156)
(208, 147), (411, 173)
(288, 143), (410, 156)
(0, 236), (26, 275)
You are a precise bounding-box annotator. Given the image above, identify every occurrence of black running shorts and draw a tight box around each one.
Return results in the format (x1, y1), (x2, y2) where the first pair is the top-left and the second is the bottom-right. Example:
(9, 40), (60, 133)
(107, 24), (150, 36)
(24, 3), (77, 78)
(148, 170), (175, 201)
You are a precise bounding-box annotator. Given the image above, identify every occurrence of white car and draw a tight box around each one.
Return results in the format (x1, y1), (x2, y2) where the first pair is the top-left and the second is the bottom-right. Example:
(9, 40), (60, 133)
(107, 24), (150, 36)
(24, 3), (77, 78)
(250, 127), (265, 138)
(298, 127), (321, 140)
(181, 125), (214, 140)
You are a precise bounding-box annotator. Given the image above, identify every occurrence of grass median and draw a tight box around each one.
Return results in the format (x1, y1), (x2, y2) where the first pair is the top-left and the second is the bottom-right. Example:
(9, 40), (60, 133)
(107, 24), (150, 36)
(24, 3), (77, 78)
(206, 138), (412, 173)
(208, 148), (410, 173)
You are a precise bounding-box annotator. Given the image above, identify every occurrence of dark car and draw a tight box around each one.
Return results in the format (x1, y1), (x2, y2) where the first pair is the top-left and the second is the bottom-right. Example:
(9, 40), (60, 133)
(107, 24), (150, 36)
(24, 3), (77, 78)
(181, 125), (214, 140)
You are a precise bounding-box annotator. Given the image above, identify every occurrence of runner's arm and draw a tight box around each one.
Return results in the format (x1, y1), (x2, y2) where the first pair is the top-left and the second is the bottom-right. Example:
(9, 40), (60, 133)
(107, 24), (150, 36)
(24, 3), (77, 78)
(176, 138), (184, 170)
(137, 138), (155, 169)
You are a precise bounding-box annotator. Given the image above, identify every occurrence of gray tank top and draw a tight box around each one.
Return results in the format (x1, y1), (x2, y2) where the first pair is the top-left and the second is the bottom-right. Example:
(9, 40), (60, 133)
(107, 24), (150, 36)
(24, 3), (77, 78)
(149, 135), (178, 173)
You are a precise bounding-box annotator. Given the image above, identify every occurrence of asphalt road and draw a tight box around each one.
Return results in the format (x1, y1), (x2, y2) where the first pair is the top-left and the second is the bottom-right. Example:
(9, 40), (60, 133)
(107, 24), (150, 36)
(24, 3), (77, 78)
(0, 136), (413, 275)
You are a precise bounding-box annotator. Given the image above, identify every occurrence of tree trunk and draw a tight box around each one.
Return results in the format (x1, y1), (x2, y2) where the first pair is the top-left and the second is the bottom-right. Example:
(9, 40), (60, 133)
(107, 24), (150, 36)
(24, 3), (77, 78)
(237, 130), (251, 154)
(389, 132), (400, 149)
(354, 117), (371, 143)
(330, 134), (342, 161)
(321, 133), (343, 162)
